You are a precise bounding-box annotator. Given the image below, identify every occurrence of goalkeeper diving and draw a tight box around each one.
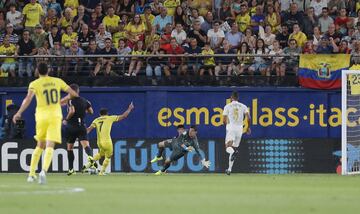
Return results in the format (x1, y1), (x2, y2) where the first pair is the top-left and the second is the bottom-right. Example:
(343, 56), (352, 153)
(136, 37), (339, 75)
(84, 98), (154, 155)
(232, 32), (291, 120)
(151, 125), (211, 175)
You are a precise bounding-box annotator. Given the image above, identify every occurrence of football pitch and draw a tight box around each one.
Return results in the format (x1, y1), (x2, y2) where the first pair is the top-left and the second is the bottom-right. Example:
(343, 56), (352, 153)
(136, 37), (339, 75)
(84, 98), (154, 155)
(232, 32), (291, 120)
(0, 173), (359, 214)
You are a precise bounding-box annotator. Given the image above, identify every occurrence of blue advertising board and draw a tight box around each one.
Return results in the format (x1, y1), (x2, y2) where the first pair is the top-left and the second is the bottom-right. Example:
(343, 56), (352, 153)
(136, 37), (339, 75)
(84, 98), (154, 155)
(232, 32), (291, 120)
(0, 87), (341, 139)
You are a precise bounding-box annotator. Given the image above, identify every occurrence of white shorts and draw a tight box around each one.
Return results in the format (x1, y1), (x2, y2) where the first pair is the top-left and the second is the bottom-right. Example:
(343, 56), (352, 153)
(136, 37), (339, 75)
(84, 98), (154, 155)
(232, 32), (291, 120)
(225, 129), (243, 147)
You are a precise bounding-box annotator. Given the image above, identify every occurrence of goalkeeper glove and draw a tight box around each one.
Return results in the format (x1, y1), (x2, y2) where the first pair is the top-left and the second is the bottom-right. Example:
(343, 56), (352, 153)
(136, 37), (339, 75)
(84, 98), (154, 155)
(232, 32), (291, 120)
(201, 159), (211, 168)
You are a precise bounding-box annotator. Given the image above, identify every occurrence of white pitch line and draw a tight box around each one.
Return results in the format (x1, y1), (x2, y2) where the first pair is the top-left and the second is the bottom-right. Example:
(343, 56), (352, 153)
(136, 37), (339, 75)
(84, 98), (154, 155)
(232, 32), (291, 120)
(0, 186), (85, 196)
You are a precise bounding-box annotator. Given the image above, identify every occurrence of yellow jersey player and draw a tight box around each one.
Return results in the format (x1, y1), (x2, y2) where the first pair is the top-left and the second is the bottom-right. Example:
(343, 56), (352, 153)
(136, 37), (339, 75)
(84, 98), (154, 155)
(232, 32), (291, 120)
(13, 62), (78, 184)
(85, 102), (134, 175)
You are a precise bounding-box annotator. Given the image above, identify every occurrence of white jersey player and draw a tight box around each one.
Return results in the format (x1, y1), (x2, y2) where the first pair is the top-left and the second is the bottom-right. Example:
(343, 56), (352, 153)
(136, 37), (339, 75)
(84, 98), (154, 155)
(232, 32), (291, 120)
(222, 91), (251, 175)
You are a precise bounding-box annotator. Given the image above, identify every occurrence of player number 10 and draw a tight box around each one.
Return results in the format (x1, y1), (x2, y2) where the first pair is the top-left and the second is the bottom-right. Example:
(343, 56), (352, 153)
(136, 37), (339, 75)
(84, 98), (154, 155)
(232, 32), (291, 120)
(43, 89), (58, 105)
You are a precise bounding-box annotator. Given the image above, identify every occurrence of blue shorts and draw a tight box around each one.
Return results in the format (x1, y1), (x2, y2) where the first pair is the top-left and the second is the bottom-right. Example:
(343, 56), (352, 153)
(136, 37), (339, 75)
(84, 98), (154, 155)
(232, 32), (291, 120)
(249, 63), (268, 72)
(1, 63), (16, 71)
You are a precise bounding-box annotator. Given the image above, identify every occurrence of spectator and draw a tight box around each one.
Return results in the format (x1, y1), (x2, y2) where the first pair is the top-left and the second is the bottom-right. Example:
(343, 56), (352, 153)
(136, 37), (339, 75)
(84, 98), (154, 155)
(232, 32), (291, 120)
(83, 0), (101, 15)
(241, 28), (256, 49)
(64, 0), (79, 17)
(59, 7), (74, 31)
(31, 24), (48, 49)
(173, 5), (187, 28)
(78, 24), (95, 51)
(215, 39), (236, 76)
(187, 21), (207, 47)
(218, 2), (233, 23)
(283, 39), (302, 74)
(116, 39), (132, 74)
(276, 24), (289, 49)
(303, 7), (319, 37)
(199, 42), (215, 76)
(150, 0), (163, 16)
(163, 0), (180, 17)
(315, 36), (339, 53)
(84, 40), (100, 75)
(64, 41), (84, 76)
(117, 0), (135, 16)
(103, 6), (120, 34)
(47, 25), (61, 48)
(303, 40), (316, 54)
(95, 24), (112, 49)
(35, 46), (51, 72)
(89, 12), (102, 32)
(6, 3), (23, 34)
(248, 38), (270, 76)
(282, 3), (304, 32)
(154, 7), (173, 34)
(163, 37), (185, 76)
(44, 8), (59, 32)
(251, 5), (265, 34)
(49, 41), (66, 76)
(146, 40), (163, 77)
(184, 38), (202, 75)
(325, 23), (342, 44)
(269, 40), (285, 76)
(160, 23), (173, 48)
(236, 41), (252, 75)
(22, 0), (45, 31)
(0, 35), (17, 77)
(289, 23), (307, 48)
(225, 22), (243, 49)
(235, 4), (251, 33)
(127, 40), (146, 76)
(189, 8), (205, 26)
(171, 23), (186, 45)
(310, 0), (328, 17)
(126, 14), (146, 47)
(319, 7), (334, 33)
(48, 0), (62, 17)
(231, 0), (242, 18)
(312, 26), (323, 46)
(17, 30), (36, 77)
(0, 24), (19, 45)
(135, 0), (147, 14)
(201, 11), (214, 34)
(353, 9), (360, 27)
(62, 25), (78, 49)
(328, 0), (346, 18)
(94, 38), (117, 76)
(265, 4), (281, 33)
(73, 5), (90, 32)
(338, 40), (351, 54)
(94, 3), (105, 21)
(207, 20), (225, 50)
(141, 6), (156, 33)
(334, 8), (351, 35)
(261, 25), (276, 48)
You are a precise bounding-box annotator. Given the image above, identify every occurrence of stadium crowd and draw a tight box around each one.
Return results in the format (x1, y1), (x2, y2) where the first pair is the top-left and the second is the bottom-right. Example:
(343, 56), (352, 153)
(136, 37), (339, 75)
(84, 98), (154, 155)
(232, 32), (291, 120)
(0, 0), (359, 77)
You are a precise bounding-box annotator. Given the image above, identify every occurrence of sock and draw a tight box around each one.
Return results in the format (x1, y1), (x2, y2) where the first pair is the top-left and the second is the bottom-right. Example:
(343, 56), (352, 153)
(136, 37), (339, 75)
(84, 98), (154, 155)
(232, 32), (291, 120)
(161, 162), (171, 172)
(157, 147), (164, 158)
(101, 157), (110, 173)
(84, 146), (93, 157)
(67, 150), (74, 170)
(29, 147), (44, 177)
(226, 147), (235, 172)
(42, 147), (54, 172)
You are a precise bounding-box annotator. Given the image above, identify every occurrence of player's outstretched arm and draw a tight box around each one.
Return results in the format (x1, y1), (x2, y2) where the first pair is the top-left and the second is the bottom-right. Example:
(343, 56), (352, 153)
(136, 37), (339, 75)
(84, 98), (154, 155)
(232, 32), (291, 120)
(60, 87), (79, 106)
(116, 102), (134, 122)
(87, 125), (95, 134)
(13, 90), (35, 123)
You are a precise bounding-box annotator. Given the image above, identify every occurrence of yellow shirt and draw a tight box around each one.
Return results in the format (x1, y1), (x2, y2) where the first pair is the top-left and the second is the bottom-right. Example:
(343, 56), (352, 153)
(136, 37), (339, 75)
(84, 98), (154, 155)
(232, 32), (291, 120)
(91, 115), (119, 144)
(357, 3), (360, 13)
(103, 15), (121, 29)
(60, 17), (73, 29)
(163, 0), (180, 16)
(131, 50), (147, 55)
(29, 76), (69, 120)
(125, 23), (146, 35)
(140, 14), (155, 31)
(289, 31), (307, 47)
(0, 44), (16, 63)
(112, 31), (127, 48)
(236, 13), (251, 33)
(61, 32), (78, 48)
(201, 49), (215, 66)
(64, 0), (79, 17)
(22, 3), (44, 27)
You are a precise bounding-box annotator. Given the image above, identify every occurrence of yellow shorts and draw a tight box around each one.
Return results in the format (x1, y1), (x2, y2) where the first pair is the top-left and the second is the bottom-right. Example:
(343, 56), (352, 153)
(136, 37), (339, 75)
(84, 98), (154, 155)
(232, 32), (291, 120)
(35, 117), (62, 143)
(97, 142), (113, 158)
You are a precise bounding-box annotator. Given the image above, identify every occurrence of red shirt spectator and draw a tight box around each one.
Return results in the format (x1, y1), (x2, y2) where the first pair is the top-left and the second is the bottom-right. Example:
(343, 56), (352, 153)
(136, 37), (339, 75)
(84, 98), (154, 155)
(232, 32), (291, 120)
(164, 38), (184, 65)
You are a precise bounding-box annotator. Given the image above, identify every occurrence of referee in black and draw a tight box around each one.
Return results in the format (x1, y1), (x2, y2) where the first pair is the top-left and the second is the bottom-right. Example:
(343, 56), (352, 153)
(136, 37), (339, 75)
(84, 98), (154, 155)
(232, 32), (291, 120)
(63, 84), (94, 175)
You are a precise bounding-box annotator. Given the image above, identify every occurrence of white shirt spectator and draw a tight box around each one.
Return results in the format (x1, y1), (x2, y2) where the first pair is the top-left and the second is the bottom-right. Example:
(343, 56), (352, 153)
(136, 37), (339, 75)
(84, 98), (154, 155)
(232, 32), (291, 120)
(310, 0), (328, 17)
(207, 29), (225, 48)
(171, 29), (187, 45)
(6, 10), (22, 26)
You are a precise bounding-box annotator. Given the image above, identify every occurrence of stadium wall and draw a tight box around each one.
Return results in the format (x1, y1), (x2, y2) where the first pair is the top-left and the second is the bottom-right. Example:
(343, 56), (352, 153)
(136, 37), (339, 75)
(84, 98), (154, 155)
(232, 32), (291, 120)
(0, 86), (341, 139)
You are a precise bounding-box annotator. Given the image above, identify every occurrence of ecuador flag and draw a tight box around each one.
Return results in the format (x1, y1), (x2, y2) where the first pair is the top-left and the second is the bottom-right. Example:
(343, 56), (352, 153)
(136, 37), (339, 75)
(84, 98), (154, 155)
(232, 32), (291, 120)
(298, 54), (350, 89)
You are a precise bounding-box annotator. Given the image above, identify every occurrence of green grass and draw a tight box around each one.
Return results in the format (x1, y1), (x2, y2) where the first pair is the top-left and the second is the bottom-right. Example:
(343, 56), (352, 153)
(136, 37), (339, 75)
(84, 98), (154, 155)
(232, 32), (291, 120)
(0, 173), (360, 214)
